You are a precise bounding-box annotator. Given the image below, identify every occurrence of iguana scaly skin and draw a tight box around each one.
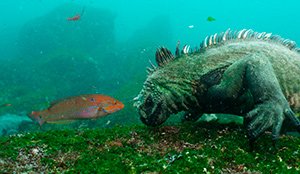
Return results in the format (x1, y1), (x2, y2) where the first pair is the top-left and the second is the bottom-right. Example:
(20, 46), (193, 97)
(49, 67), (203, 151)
(134, 29), (300, 146)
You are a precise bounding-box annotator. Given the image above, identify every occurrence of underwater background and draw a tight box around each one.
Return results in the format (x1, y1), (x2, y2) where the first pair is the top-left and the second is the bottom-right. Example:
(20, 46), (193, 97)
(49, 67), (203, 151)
(0, 0), (300, 135)
(1, 1), (300, 173)
(0, 0), (299, 134)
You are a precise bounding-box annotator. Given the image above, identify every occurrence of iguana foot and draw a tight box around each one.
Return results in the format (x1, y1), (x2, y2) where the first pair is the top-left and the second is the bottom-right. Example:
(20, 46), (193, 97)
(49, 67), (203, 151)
(245, 101), (300, 147)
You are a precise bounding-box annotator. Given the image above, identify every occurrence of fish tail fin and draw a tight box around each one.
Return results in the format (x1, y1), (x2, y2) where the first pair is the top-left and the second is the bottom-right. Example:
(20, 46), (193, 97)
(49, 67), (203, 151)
(28, 111), (45, 126)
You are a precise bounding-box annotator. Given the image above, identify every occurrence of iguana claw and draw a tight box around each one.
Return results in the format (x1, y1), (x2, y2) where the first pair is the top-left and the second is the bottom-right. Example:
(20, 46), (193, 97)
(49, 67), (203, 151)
(245, 102), (300, 147)
(284, 109), (300, 132)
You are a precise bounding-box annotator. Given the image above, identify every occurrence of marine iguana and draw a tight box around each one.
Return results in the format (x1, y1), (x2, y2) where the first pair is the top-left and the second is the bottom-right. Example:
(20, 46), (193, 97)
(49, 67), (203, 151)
(134, 29), (300, 146)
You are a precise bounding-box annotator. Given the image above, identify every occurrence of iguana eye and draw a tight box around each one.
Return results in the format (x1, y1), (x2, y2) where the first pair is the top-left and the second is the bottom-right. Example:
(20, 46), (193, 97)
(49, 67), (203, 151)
(90, 98), (95, 102)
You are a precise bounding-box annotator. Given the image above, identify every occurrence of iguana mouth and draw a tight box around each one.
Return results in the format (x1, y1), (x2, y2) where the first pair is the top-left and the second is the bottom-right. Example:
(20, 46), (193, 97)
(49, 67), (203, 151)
(134, 88), (173, 126)
(138, 99), (168, 126)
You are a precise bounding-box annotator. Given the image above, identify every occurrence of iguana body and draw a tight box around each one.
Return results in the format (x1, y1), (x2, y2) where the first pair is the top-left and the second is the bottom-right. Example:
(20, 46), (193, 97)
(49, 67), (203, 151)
(134, 29), (300, 145)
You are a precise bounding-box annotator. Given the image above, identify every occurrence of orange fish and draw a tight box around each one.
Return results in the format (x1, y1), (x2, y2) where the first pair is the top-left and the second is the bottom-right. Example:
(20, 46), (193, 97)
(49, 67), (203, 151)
(29, 94), (124, 126)
(67, 14), (81, 21)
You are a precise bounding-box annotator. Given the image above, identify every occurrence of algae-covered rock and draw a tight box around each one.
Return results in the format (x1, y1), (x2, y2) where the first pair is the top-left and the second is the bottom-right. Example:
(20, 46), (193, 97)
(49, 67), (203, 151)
(0, 123), (299, 173)
(27, 50), (103, 97)
(0, 114), (33, 136)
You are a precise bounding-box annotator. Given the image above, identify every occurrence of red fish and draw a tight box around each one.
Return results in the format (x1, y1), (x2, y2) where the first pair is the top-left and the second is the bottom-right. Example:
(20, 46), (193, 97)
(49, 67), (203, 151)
(29, 94), (124, 126)
(67, 14), (81, 21)
(67, 7), (85, 21)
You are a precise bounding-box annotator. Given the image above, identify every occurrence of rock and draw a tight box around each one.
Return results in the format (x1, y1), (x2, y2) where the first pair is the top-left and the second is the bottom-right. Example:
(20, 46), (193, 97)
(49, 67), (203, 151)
(0, 114), (32, 136)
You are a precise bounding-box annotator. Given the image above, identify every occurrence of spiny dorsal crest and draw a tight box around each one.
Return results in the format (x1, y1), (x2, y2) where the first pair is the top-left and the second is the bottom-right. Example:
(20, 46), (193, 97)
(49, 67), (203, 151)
(154, 42), (190, 68)
(146, 47), (174, 75)
(155, 47), (174, 67)
(199, 28), (298, 52)
(147, 28), (299, 74)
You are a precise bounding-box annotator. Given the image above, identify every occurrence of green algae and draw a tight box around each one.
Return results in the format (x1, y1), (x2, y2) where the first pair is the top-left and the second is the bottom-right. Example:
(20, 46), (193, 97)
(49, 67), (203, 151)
(0, 122), (299, 173)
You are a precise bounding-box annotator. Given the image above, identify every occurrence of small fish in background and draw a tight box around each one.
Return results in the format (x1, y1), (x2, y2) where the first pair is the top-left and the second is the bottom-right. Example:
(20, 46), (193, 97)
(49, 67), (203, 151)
(67, 6), (86, 21)
(67, 14), (81, 21)
(28, 94), (124, 126)
(207, 16), (216, 22)
(0, 103), (12, 108)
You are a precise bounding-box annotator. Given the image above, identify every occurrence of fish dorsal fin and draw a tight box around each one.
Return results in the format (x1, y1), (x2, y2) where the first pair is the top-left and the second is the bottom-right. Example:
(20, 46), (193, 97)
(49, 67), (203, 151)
(155, 47), (174, 67)
(48, 98), (68, 110)
(199, 28), (298, 52)
(47, 95), (81, 110)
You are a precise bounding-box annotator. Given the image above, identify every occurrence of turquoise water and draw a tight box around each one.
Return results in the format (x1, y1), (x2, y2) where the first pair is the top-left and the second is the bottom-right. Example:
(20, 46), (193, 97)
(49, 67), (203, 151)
(0, 0), (299, 135)
(1, 0), (299, 57)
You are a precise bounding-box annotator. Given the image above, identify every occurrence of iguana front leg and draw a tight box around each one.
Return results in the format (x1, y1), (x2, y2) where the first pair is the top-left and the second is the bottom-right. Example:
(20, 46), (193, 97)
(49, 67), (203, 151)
(244, 54), (300, 145)
(205, 53), (300, 146)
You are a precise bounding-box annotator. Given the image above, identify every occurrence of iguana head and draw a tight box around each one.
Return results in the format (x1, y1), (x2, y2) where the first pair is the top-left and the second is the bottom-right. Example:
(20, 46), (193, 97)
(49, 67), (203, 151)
(134, 46), (193, 126)
(133, 77), (172, 126)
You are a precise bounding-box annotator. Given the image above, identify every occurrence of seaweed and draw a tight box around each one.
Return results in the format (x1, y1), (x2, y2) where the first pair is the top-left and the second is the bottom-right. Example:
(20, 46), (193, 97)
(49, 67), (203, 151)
(0, 122), (299, 173)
